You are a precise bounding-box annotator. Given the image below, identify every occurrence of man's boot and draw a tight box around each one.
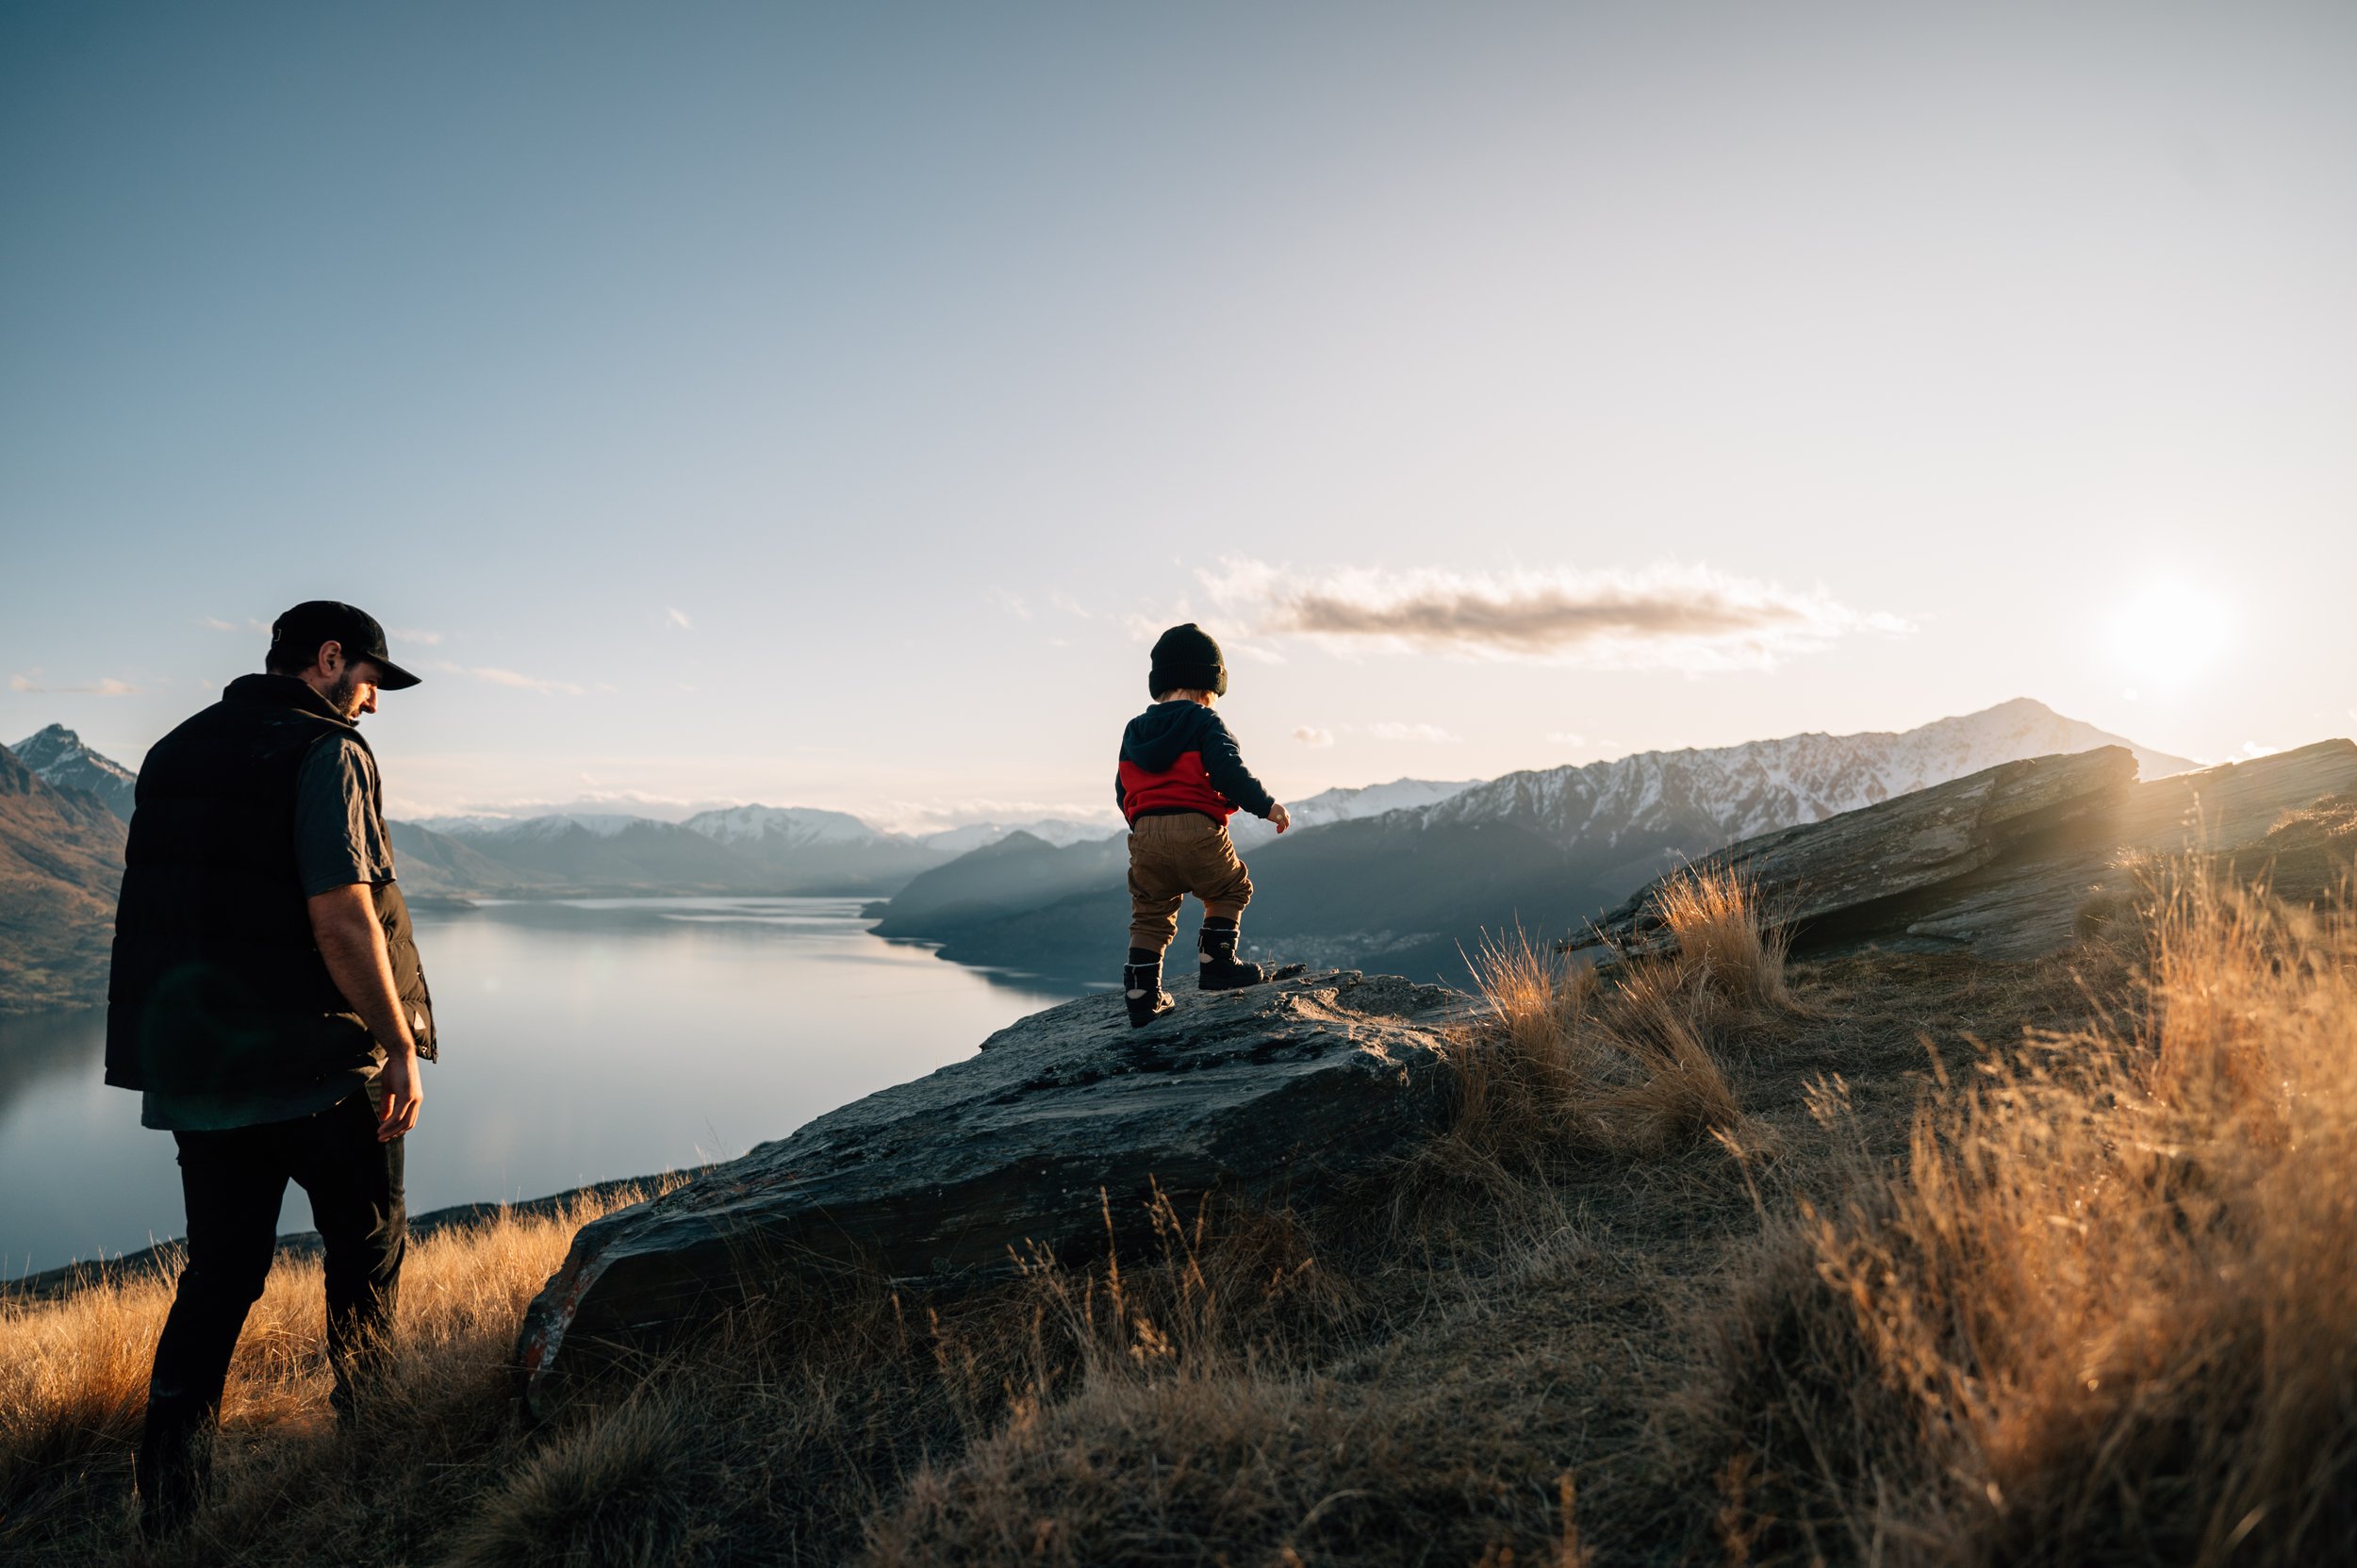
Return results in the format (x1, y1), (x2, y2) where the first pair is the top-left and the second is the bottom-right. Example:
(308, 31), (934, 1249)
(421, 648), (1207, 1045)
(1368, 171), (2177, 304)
(1124, 948), (1176, 1028)
(135, 1391), (210, 1541)
(1197, 916), (1266, 990)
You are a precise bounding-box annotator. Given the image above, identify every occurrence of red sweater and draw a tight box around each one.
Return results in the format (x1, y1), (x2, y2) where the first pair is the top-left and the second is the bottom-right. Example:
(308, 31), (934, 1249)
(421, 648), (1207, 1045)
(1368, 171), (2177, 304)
(1114, 701), (1277, 826)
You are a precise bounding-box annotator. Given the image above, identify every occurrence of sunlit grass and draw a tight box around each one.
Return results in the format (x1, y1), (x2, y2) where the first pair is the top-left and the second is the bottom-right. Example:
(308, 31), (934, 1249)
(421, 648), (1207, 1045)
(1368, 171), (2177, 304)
(1702, 864), (2357, 1565)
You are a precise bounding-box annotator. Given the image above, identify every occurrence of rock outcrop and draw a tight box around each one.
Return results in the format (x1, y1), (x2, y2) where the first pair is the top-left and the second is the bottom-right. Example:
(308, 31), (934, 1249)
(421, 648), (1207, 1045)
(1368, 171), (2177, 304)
(1573, 740), (2357, 964)
(516, 969), (1471, 1414)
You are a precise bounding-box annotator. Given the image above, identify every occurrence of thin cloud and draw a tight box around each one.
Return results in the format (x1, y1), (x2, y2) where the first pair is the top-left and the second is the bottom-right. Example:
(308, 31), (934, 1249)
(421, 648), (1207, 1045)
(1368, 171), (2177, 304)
(199, 616), (272, 634)
(8, 672), (142, 695)
(1293, 726), (1335, 748)
(1201, 558), (1906, 671)
(1368, 720), (1461, 744)
(390, 627), (445, 646)
(663, 607), (694, 631)
(427, 660), (584, 696)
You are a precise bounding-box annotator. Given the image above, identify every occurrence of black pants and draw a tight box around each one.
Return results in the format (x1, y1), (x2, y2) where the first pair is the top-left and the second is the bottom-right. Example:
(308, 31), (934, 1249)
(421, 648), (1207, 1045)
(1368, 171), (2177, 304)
(138, 1088), (404, 1518)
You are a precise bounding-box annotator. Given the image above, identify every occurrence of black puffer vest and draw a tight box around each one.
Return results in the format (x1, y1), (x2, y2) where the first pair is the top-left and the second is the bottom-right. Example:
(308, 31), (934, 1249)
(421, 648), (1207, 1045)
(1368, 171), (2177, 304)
(105, 674), (437, 1099)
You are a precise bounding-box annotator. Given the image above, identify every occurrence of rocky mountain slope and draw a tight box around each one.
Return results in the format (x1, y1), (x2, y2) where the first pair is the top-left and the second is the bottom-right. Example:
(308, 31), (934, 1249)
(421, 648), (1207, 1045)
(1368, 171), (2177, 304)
(1578, 738), (2357, 965)
(0, 742), (128, 1015)
(1424, 697), (2193, 881)
(872, 700), (2202, 985)
(9, 725), (139, 821)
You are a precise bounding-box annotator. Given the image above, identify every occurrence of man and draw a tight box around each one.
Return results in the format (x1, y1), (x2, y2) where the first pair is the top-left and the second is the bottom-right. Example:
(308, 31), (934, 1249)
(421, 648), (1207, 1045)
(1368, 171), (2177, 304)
(107, 601), (437, 1536)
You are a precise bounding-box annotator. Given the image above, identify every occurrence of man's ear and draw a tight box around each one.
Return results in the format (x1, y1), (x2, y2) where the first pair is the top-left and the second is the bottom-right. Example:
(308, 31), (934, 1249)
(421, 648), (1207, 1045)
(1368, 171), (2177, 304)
(319, 639), (343, 675)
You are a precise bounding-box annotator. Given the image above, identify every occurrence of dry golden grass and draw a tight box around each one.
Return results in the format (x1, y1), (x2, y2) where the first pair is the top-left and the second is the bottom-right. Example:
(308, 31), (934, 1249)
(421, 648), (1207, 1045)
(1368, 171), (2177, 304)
(1649, 864), (1794, 1019)
(11, 856), (2352, 1566)
(0, 1186), (649, 1563)
(1699, 865), (2357, 1566)
(1432, 866), (1788, 1184)
(862, 1186), (1599, 1566)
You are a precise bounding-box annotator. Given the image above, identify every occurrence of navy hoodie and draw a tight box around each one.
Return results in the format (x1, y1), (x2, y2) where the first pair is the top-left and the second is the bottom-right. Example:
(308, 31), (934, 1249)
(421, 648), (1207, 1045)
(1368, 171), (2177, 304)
(1115, 701), (1277, 826)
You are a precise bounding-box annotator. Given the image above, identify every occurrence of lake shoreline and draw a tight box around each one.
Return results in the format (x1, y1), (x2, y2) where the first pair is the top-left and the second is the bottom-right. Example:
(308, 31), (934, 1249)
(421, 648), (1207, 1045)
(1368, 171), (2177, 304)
(3, 1171), (686, 1301)
(1, 896), (1081, 1280)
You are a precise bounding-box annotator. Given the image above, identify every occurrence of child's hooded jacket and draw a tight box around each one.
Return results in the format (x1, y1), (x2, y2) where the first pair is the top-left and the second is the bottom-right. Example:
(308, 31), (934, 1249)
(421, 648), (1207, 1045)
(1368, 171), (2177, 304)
(1115, 701), (1277, 826)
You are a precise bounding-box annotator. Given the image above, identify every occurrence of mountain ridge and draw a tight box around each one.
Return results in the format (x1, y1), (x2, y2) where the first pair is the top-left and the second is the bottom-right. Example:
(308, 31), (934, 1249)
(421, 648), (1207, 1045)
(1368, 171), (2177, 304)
(869, 699), (2203, 986)
(0, 741), (128, 1015)
(9, 725), (139, 821)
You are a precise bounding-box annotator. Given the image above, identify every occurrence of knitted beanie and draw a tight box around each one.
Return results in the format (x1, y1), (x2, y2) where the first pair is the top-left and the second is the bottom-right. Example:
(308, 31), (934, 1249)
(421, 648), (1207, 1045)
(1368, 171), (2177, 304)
(1148, 623), (1228, 698)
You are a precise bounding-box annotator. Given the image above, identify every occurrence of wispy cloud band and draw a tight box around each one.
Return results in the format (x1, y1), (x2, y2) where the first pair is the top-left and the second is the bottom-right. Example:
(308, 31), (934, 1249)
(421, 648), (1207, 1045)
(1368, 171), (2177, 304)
(1202, 559), (1904, 671)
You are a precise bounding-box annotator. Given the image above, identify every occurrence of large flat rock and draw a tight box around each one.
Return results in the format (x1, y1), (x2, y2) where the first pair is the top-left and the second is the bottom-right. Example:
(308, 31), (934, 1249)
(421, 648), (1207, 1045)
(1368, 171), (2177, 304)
(1573, 740), (2357, 964)
(516, 969), (1470, 1415)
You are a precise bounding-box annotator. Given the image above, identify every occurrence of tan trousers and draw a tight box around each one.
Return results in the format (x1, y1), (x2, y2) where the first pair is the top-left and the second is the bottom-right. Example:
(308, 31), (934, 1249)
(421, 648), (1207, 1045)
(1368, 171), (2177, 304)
(1127, 812), (1254, 952)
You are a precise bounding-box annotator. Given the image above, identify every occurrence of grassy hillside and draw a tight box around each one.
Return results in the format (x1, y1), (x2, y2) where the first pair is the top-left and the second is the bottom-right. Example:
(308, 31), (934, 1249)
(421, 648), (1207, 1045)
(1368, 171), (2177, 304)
(7, 842), (2353, 1565)
(0, 744), (125, 1016)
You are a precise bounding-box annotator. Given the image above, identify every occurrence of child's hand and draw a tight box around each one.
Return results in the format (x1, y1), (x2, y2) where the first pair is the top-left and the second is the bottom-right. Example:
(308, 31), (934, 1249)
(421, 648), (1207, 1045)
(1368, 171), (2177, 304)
(1268, 802), (1291, 834)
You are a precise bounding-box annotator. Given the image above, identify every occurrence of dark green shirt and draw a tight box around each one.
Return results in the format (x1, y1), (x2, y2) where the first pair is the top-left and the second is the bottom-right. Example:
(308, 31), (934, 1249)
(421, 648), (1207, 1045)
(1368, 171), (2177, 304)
(140, 736), (398, 1131)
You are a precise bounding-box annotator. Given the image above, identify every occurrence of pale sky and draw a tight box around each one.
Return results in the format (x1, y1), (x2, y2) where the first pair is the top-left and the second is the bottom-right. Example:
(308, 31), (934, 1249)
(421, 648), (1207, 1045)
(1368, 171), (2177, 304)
(5, 2), (2352, 832)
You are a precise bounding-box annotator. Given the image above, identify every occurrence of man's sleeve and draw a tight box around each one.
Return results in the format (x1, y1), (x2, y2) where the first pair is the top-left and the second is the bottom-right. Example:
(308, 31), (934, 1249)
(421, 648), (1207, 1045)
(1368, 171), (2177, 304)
(1198, 713), (1277, 819)
(293, 739), (398, 897)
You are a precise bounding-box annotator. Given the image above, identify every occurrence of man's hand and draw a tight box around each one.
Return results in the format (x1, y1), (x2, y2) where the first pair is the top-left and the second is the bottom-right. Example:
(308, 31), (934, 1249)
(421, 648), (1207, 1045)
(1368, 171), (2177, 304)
(1268, 802), (1292, 834)
(308, 882), (424, 1138)
(377, 1047), (423, 1141)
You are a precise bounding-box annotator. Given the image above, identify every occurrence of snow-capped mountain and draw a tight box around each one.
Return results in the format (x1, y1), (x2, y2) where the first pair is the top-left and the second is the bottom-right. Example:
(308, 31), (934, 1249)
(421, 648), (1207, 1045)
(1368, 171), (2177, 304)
(1424, 698), (2195, 853)
(10, 725), (139, 820)
(417, 803), (948, 894)
(470, 813), (652, 842)
(684, 803), (900, 850)
(1229, 776), (1479, 847)
(918, 818), (1122, 854)
(1290, 776), (1480, 828)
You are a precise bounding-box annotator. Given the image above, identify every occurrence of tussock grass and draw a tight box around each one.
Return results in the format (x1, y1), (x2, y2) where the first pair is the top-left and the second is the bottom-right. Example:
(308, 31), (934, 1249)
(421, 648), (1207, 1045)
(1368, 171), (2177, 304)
(1650, 863), (1794, 1019)
(1433, 866), (1788, 1183)
(1697, 865), (2357, 1566)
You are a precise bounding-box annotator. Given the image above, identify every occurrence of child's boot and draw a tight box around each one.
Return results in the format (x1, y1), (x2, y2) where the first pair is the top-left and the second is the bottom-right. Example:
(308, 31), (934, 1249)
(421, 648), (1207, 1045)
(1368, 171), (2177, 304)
(1196, 916), (1266, 990)
(1124, 948), (1176, 1028)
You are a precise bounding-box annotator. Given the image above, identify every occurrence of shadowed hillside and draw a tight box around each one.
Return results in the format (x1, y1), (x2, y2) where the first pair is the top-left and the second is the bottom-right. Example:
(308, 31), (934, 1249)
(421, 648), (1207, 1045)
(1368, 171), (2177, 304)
(0, 743), (125, 1016)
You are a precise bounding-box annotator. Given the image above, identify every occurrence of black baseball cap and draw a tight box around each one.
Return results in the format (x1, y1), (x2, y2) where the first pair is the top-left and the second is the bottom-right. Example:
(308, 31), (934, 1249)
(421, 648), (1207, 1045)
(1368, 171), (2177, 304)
(268, 601), (423, 690)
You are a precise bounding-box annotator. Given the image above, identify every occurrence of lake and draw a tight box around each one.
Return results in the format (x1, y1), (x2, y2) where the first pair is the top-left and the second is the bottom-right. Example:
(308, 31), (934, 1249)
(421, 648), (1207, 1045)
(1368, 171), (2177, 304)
(0, 898), (1083, 1279)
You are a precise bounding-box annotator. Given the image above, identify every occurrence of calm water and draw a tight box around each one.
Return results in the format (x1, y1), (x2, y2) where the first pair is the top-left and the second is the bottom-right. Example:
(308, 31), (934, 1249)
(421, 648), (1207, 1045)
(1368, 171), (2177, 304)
(0, 898), (1080, 1279)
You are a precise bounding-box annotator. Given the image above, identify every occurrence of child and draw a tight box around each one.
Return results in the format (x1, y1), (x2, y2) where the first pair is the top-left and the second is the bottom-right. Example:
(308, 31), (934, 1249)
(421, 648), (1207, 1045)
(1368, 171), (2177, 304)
(1115, 624), (1292, 1027)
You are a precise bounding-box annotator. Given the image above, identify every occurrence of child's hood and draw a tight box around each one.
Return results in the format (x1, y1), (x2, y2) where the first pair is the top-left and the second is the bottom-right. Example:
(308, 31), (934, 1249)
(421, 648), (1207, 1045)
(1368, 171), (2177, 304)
(1122, 701), (1226, 771)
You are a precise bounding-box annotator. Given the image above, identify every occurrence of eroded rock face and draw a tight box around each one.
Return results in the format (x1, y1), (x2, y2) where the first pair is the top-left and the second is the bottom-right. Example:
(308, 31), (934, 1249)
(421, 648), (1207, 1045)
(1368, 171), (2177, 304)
(516, 969), (1470, 1414)
(1574, 740), (2357, 963)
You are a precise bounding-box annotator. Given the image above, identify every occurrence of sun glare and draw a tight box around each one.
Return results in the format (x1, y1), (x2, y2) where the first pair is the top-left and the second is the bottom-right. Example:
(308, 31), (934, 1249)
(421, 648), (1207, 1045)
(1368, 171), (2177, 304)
(2105, 579), (2233, 693)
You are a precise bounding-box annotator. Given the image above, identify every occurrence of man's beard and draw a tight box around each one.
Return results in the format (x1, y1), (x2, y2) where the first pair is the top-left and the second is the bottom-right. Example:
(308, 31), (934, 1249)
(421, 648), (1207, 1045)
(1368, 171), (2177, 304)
(325, 671), (367, 720)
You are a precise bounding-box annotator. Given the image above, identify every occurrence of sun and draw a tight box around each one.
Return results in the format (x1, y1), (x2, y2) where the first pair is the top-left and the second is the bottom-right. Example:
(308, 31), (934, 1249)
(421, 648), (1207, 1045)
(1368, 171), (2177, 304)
(2105, 578), (2234, 693)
